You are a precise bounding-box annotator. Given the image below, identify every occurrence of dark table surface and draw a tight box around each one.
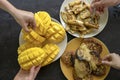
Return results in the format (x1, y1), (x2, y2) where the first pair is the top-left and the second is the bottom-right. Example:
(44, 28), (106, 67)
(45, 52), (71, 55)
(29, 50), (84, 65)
(0, 0), (120, 80)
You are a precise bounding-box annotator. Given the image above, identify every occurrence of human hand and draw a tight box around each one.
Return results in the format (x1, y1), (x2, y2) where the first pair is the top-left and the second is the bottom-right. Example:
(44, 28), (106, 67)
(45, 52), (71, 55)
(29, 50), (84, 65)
(12, 9), (36, 32)
(102, 53), (120, 69)
(14, 66), (41, 80)
(91, 0), (119, 12)
(0, 0), (36, 32)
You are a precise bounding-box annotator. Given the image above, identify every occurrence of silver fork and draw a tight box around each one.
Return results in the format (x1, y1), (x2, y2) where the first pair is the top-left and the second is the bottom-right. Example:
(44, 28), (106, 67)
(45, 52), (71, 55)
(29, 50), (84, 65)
(91, 7), (96, 20)
(90, 0), (96, 20)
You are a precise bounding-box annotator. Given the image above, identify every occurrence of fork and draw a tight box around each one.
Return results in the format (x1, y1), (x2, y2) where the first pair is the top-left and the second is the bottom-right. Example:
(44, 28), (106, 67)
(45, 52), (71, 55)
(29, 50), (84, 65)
(90, 0), (97, 20)
(91, 7), (96, 20)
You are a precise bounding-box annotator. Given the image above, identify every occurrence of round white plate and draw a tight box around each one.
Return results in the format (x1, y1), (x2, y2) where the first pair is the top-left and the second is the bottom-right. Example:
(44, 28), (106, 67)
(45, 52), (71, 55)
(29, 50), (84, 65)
(19, 18), (67, 61)
(60, 0), (108, 38)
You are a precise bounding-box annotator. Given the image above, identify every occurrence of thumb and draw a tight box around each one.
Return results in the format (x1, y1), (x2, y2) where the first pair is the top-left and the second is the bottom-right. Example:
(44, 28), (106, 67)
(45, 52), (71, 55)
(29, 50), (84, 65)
(29, 66), (41, 78)
(102, 61), (112, 66)
(34, 65), (41, 75)
(22, 24), (30, 32)
(29, 66), (36, 75)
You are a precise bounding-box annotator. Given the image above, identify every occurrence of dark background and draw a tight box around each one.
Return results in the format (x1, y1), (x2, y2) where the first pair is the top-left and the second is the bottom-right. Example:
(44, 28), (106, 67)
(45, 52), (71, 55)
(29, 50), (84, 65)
(0, 0), (120, 80)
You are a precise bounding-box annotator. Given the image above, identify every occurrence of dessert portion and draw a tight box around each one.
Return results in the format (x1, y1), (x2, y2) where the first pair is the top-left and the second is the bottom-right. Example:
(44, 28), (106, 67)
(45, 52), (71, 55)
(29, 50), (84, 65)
(23, 11), (66, 45)
(61, 38), (106, 80)
(18, 43), (59, 70)
(61, 0), (99, 36)
(18, 11), (66, 70)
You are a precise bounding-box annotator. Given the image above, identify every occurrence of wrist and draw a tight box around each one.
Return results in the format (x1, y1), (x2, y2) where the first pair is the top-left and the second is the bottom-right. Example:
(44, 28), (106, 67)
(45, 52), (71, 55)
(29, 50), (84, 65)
(9, 8), (19, 18)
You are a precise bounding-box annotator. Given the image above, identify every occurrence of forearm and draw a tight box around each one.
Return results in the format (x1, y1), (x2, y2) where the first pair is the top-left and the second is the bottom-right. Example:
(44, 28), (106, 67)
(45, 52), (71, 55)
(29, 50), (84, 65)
(0, 0), (17, 16)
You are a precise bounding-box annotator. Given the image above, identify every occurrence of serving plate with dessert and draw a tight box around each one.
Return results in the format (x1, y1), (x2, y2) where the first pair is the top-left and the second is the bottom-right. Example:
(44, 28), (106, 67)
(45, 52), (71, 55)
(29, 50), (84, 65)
(19, 17), (67, 62)
(60, 0), (108, 38)
(18, 11), (67, 70)
(60, 37), (110, 80)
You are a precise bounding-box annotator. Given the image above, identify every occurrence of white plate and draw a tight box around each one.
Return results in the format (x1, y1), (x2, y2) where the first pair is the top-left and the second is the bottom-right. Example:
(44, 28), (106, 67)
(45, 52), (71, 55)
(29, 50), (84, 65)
(19, 18), (67, 61)
(60, 0), (108, 38)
